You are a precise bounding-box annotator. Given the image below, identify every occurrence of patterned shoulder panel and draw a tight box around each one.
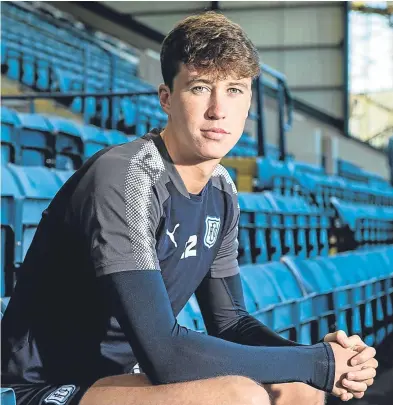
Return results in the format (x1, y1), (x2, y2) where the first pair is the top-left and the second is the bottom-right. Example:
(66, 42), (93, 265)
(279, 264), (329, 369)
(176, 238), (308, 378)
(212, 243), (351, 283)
(211, 164), (238, 196)
(123, 139), (166, 270)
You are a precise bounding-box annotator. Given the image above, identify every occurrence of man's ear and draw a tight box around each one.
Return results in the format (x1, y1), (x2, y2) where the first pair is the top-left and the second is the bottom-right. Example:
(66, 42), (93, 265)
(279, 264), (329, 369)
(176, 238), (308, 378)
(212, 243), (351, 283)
(159, 84), (171, 115)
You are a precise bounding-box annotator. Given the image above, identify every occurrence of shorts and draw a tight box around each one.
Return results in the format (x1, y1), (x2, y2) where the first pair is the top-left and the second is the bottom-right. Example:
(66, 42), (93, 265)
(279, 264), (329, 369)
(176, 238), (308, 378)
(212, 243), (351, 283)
(5, 383), (90, 405)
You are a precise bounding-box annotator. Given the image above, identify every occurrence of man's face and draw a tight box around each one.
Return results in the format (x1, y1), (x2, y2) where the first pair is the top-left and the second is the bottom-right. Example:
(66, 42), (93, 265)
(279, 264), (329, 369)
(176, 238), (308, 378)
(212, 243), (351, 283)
(159, 64), (252, 161)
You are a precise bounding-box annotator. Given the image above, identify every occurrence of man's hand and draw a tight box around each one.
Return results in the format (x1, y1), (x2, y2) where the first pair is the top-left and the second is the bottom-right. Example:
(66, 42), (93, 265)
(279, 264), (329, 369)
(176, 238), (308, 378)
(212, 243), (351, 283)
(325, 331), (378, 401)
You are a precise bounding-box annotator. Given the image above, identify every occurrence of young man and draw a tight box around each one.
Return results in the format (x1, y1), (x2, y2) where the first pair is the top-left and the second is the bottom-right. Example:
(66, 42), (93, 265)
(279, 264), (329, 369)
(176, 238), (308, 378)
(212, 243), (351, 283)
(2, 11), (377, 405)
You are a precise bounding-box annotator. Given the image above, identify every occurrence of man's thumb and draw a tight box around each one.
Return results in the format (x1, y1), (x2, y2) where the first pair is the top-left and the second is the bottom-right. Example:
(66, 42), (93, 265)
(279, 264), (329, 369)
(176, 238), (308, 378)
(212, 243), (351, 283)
(336, 330), (351, 347)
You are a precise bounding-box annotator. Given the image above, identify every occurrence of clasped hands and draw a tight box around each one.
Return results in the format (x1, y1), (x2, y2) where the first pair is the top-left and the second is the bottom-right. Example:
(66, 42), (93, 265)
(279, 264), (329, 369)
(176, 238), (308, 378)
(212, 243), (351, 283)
(324, 330), (378, 401)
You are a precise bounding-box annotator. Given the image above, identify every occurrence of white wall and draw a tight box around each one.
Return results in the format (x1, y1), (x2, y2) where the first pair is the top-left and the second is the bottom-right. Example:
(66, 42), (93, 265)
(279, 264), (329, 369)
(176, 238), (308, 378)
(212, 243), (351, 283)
(133, 1), (346, 119)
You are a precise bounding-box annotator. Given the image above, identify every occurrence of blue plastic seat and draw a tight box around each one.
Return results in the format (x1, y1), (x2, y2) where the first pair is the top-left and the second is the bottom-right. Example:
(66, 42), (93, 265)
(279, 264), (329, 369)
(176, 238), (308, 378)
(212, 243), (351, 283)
(176, 295), (205, 333)
(6, 48), (21, 81)
(282, 256), (343, 340)
(239, 274), (259, 314)
(21, 54), (36, 87)
(0, 165), (22, 296)
(356, 250), (393, 342)
(104, 129), (129, 146)
(255, 157), (295, 195)
(322, 254), (377, 345)
(1, 106), (20, 164)
(240, 262), (306, 341)
(52, 169), (75, 188)
(237, 193), (275, 264)
(331, 197), (393, 249)
(0, 388), (16, 405)
(78, 124), (109, 159)
(17, 113), (54, 166)
(6, 164), (60, 265)
(44, 116), (83, 169)
(36, 59), (51, 91)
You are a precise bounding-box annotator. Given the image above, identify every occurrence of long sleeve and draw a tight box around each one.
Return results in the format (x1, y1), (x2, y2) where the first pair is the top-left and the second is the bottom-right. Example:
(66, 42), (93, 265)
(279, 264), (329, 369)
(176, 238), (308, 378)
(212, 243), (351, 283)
(100, 270), (335, 392)
(195, 273), (304, 347)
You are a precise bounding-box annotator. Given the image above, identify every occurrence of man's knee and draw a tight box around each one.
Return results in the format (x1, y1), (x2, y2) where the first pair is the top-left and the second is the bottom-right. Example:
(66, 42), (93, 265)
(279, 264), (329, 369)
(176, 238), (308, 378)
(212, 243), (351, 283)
(219, 376), (271, 405)
(266, 382), (325, 405)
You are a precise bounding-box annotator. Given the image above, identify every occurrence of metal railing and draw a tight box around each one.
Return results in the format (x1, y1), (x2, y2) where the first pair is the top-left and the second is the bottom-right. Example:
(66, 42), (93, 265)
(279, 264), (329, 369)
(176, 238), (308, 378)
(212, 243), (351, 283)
(257, 64), (293, 161)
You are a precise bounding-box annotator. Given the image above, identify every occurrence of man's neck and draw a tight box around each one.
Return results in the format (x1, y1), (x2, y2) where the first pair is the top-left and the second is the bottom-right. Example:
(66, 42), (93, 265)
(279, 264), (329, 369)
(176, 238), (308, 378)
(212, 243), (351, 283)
(160, 127), (220, 195)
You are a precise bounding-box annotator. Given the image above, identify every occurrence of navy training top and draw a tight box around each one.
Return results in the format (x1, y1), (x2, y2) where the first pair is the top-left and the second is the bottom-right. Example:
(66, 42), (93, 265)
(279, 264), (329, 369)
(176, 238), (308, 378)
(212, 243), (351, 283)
(1, 129), (335, 392)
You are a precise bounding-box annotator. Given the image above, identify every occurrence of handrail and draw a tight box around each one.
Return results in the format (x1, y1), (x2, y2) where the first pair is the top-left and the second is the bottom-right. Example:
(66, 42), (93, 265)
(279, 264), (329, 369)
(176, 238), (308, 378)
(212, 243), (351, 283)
(1, 91), (157, 101)
(256, 64), (294, 161)
(2, 90), (159, 130)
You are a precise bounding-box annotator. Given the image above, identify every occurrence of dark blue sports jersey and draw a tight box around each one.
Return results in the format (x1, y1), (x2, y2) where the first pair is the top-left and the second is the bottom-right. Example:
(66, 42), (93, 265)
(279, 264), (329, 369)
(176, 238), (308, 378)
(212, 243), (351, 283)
(1, 130), (335, 392)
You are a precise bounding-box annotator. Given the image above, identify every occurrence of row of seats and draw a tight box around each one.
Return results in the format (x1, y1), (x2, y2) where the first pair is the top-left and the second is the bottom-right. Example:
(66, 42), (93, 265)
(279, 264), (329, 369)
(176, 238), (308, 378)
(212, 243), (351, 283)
(254, 157), (393, 208)
(338, 159), (390, 187)
(2, 108), (275, 170)
(237, 192), (329, 264)
(331, 197), (393, 249)
(1, 3), (168, 132)
(177, 246), (393, 346)
(1, 3), (138, 77)
(1, 107), (135, 169)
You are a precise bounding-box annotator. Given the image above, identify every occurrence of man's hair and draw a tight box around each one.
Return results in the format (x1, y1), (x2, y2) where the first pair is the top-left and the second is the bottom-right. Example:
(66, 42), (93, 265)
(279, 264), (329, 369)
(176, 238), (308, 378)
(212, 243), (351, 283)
(160, 11), (260, 90)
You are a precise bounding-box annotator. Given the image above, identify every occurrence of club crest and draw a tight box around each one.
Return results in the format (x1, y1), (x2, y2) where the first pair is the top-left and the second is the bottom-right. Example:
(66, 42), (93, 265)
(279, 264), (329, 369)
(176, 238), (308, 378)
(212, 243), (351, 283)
(44, 385), (76, 405)
(204, 216), (220, 248)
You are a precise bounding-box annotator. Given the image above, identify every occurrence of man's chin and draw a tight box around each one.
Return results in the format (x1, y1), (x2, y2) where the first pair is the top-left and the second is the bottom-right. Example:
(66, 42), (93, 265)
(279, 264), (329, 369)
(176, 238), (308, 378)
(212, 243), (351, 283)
(199, 146), (232, 161)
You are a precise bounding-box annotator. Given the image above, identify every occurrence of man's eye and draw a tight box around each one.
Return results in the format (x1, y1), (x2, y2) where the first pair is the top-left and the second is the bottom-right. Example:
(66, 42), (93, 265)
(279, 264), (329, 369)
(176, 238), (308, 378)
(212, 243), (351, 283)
(228, 88), (243, 94)
(192, 86), (208, 93)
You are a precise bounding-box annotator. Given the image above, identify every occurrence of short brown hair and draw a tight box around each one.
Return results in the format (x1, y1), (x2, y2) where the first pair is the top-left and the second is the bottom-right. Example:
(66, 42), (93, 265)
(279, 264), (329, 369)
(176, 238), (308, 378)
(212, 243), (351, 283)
(160, 11), (260, 90)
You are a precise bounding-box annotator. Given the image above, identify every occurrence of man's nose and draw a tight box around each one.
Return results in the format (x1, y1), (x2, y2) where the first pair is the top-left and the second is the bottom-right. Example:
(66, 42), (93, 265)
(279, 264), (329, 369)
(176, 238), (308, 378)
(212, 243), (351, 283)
(206, 92), (227, 120)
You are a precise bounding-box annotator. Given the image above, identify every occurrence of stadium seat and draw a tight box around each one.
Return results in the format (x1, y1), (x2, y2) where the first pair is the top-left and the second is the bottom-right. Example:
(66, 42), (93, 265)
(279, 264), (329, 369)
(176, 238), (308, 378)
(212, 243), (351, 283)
(52, 169), (75, 188)
(237, 193), (278, 264)
(255, 157), (297, 195)
(0, 388), (16, 405)
(1, 165), (22, 297)
(331, 197), (393, 250)
(44, 116), (83, 169)
(177, 303), (198, 331)
(105, 129), (129, 145)
(240, 262), (309, 342)
(176, 295), (205, 333)
(282, 256), (348, 340)
(0, 296), (15, 403)
(78, 124), (109, 159)
(1, 106), (20, 164)
(6, 164), (60, 266)
(263, 191), (329, 258)
(17, 112), (54, 166)
(315, 252), (391, 346)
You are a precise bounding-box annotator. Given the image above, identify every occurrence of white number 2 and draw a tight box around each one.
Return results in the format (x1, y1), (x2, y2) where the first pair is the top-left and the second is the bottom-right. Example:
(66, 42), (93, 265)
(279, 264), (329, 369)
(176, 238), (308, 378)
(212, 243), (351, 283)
(181, 235), (197, 259)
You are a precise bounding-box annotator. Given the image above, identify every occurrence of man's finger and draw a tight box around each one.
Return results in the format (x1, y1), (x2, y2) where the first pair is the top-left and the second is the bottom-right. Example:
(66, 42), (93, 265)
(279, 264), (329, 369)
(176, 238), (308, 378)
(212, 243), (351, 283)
(365, 378), (374, 387)
(335, 330), (353, 348)
(346, 334), (366, 348)
(352, 392), (365, 399)
(324, 330), (350, 346)
(347, 368), (377, 381)
(351, 346), (376, 366)
(350, 347), (378, 368)
(342, 378), (368, 392)
(340, 392), (354, 401)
